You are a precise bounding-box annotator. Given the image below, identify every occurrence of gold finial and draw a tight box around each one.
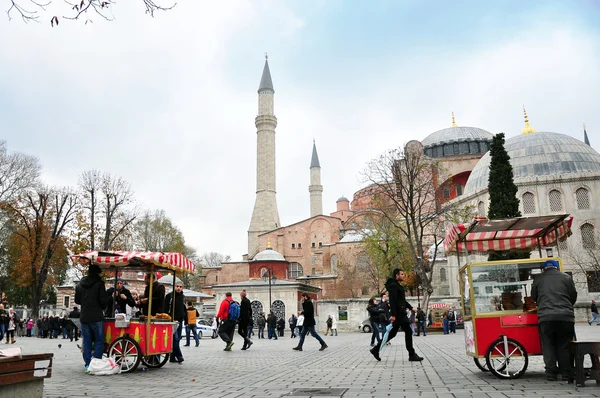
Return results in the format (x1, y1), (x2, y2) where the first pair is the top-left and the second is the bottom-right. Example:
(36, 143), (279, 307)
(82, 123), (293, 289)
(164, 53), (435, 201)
(521, 105), (536, 134)
(451, 112), (457, 128)
(267, 237), (272, 249)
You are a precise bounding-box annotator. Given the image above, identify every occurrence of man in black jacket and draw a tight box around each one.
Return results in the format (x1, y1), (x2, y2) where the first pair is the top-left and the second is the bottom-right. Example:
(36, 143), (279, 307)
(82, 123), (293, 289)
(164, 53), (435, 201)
(75, 263), (108, 371)
(293, 293), (327, 351)
(68, 306), (80, 342)
(532, 259), (577, 381)
(105, 279), (136, 317)
(165, 282), (186, 363)
(138, 273), (166, 316)
(238, 290), (254, 350)
(370, 268), (423, 362)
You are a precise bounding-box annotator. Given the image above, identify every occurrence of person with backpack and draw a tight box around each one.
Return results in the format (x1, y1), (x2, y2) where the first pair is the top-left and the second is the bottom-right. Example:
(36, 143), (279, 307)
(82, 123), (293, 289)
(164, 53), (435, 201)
(448, 309), (457, 334)
(217, 292), (239, 351)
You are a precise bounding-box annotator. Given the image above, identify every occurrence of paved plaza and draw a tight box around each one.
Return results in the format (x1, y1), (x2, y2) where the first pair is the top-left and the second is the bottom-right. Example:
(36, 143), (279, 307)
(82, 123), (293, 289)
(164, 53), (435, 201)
(10, 324), (600, 397)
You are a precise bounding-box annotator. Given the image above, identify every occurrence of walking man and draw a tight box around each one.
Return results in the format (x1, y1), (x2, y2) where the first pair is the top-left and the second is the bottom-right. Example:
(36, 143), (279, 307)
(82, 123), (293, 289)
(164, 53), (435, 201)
(370, 268), (423, 362)
(448, 308), (457, 333)
(165, 282), (186, 363)
(184, 302), (200, 347)
(589, 300), (600, 325)
(217, 292), (238, 351)
(238, 290), (254, 350)
(293, 293), (328, 351)
(289, 314), (297, 338)
(416, 307), (427, 336)
(75, 263), (108, 372)
(68, 306), (80, 342)
(531, 259), (577, 381)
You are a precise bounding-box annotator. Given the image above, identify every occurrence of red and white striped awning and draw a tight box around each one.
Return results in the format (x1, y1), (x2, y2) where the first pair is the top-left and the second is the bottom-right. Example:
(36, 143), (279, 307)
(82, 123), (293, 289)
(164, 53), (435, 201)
(428, 303), (451, 309)
(71, 251), (196, 274)
(444, 214), (573, 254)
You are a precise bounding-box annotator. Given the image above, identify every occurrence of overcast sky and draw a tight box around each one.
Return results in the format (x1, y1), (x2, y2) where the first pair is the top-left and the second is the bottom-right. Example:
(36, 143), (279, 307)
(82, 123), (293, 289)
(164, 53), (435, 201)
(2, 0), (599, 261)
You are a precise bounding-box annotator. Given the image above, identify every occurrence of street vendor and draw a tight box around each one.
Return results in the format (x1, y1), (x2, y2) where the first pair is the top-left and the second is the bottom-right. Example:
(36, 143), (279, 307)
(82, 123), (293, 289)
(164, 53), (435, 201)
(105, 278), (136, 317)
(137, 272), (166, 316)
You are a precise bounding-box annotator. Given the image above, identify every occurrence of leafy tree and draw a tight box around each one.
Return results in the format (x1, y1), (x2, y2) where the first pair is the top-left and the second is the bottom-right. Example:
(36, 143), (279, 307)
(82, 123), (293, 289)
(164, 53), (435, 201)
(134, 209), (185, 252)
(486, 133), (529, 261)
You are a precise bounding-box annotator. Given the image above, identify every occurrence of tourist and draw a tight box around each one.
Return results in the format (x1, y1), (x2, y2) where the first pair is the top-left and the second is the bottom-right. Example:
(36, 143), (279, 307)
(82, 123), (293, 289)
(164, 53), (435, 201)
(216, 292), (237, 351)
(184, 302), (200, 347)
(238, 290), (253, 350)
(367, 297), (383, 347)
(589, 300), (599, 325)
(293, 293), (328, 352)
(257, 312), (266, 339)
(289, 313), (297, 338)
(165, 282), (186, 363)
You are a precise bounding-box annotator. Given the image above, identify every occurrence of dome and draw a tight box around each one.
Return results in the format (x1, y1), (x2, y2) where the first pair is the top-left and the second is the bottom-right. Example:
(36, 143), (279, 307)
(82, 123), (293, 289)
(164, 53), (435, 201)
(421, 126), (494, 148)
(336, 196), (349, 202)
(252, 247), (286, 262)
(464, 132), (600, 195)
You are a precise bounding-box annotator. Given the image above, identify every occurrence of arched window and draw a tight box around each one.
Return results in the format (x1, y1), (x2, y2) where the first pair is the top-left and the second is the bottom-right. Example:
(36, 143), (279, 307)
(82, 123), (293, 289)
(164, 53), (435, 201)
(548, 189), (563, 212)
(456, 184), (463, 196)
(288, 262), (303, 278)
(330, 255), (338, 273)
(477, 201), (485, 217)
(469, 142), (479, 154)
(522, 192), (536, 214)
(576, 188), (591, 209)
(440, 268), (447, 282)
(581, 223), (596, 249)
(444, 144), (452, 156)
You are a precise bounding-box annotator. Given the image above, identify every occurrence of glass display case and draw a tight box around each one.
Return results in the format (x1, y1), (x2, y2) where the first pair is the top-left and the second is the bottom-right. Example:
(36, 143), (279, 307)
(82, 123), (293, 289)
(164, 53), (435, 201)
(459, 258), (562, 317)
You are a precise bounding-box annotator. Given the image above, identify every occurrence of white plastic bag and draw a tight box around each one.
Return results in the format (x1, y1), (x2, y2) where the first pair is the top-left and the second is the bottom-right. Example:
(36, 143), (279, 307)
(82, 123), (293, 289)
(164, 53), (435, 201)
(87, 357), (121, 375)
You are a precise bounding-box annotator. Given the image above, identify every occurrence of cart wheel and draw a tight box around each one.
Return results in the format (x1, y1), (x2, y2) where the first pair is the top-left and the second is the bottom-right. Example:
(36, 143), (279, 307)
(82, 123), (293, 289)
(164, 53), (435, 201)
(485, 337), (528, 379)
(108, 337), (141, 374)
(474, 358), (488, 372)
(142, 353), (170, 368)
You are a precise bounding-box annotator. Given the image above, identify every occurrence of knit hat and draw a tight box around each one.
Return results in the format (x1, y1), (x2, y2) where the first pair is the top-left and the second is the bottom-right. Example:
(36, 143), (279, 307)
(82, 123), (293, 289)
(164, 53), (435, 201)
(240, 289), (247, 297)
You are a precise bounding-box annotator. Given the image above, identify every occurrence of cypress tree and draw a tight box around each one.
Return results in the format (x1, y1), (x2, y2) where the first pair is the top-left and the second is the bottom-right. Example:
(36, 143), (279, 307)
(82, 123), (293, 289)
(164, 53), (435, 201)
(487, 133), (529, 260)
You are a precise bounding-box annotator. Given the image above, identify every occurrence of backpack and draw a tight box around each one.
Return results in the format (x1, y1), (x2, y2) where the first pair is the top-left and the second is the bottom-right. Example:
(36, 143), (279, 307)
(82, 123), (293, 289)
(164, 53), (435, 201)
(228, 300), (240, 321)
(448, 311), (455, 321)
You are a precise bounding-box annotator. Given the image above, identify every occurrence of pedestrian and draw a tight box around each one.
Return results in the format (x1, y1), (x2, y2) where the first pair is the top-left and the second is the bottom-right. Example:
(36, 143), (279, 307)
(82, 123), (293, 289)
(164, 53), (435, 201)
(137, 273), (165, 316)
(367, 297), (383, 346)
(378, 293), (390, 341)
(238, 290), (254, 350)
(448, 308), (457, 333)
(75, 263), (108, 372)
(59, 313), (67, 339)
(50, 313), (60, 339)
(216, 292), (238, 351)
(0, 304), (5, 341)
(211, 317), (218, 339)
(257, 312), (266, 339)
(370, 268), (423, 362)
(184, 302), (200, 347)
(589, 300), (600, 325)
(26, 318), (34, 337)
(105, 278), (136, 317)
(292, 293), (328, 352)
(267, 312), (278, 339)
(5, 307), (18, 344)
(442, 310), (449, 334)
(165, 281), (186, 363)
(325, 315), (333, 336)
(416, 307), (427, 336)
(295, 311), (304, 337)
(331, 316), (338, 336)
(409, 310), (416, 336)
(427, 310), (433, 327)
(531, 259), (577, 381)
(42, 314), (50, 338)
(277, 316), (285, 337)
(289, 314), (297, 337)
(68, 306), (80, 342)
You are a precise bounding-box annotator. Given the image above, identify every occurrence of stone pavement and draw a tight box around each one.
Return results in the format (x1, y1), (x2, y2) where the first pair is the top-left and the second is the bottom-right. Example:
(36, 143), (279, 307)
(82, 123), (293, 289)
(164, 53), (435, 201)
(9, 324), (600, 397)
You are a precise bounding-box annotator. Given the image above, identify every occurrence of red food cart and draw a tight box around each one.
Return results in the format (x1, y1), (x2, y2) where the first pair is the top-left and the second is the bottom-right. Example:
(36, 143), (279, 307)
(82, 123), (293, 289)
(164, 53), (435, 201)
(444, 214), (573, 379)
(72, 251), (197, 373)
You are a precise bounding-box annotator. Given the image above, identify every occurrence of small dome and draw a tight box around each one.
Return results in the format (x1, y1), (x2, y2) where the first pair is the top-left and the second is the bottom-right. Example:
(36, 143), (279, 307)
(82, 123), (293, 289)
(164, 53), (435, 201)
(252, 247), (286, 262)
(464, 132), (600, 195)
(422, 126), (494, 148)
(336, 196), (349, 203)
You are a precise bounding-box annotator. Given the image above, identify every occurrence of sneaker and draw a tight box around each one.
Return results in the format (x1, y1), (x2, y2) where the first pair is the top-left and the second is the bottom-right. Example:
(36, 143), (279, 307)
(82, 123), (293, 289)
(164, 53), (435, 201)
(292, 346), (302, 351)
(84, 366), (89, 374)
(224, 342), (234, 351)
(408, 354), (424, 362)
(241, 346), (247, 350)
(183, 344), (190, 347)
(177, 357), (184, 363)
(319, 344), (328, 351)
(370, 347), (381, 361)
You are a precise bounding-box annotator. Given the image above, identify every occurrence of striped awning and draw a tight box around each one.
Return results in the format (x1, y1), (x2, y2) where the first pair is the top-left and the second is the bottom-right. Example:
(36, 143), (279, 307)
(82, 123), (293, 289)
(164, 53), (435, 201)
(71, 251), (196, 274)
(428, 303), (451, 309)
(444, 214), (573, 254)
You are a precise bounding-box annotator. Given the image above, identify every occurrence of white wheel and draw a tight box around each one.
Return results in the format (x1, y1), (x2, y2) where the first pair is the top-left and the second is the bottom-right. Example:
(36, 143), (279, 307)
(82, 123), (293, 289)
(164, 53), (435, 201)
(485, 337), (528, 379)
(108, 337), (141, 373)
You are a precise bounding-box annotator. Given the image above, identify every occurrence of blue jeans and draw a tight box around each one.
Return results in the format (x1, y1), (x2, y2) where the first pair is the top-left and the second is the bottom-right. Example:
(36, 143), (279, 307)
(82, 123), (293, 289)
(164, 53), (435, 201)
(80, 321), (104, 367)
(186, 325), (199, 345)
(443, 319), (449, 334)
(258, 326), (265, 339)
(417, 320), (427, 336)
(590, 312), (600, 325)
(172, 322), (183, 360)
(0, 323), (4, 340)
(298, 326), (325, 348)
(370, 321), (381, 345)
(268, 327), (277, 339)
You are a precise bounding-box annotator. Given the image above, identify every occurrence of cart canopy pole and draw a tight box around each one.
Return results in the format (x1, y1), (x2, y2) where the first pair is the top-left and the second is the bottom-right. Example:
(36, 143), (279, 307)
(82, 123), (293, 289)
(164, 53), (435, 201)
(171, 271), (177, 320)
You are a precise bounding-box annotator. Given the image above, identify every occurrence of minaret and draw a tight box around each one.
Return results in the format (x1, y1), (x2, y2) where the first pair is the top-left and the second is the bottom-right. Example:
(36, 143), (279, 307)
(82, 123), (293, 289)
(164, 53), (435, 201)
(248, 55), (281, 258)
(309, 140), (323, 217)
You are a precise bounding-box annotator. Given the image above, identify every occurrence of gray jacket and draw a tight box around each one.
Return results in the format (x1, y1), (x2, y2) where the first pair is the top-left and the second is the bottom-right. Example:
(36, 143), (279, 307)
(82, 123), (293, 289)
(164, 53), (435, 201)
(531, 267), (577, 323)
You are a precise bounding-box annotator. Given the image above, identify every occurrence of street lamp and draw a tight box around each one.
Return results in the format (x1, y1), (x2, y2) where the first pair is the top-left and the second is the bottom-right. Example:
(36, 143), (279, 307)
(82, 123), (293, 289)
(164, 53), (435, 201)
(262, 269), (277, 311)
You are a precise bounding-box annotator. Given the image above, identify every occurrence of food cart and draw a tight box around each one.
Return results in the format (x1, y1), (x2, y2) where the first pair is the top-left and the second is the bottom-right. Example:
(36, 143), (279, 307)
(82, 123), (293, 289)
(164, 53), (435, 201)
(444, 214), (573, 379)
(428, 303), (451, 329)
(71, 251), (197, 373)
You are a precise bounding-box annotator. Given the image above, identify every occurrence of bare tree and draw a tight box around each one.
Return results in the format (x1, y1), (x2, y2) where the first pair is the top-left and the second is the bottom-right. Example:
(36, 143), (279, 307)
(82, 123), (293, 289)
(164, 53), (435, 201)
(133, 209), (184, 252)
(199, 252), (231, 268)
(0, 140), (41, 202)
(564, 234), (600, 293)
(6, 0), (175, 25)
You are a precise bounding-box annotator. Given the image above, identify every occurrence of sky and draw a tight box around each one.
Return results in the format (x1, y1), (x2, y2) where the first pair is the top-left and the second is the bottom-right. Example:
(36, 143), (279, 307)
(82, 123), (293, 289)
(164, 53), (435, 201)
(1, 0), (600, 261)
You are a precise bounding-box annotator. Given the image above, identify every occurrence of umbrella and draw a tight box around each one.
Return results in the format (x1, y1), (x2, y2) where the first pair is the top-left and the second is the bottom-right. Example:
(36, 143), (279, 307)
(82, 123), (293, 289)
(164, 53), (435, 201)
(157, 275), (183, 285)
(379, 323), (393, 351)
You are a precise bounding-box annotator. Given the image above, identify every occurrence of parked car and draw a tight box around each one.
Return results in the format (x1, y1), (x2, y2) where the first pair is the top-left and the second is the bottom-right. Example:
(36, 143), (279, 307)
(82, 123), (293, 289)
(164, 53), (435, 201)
(194, 318), (217, 339)
(359, 319), (372, 333)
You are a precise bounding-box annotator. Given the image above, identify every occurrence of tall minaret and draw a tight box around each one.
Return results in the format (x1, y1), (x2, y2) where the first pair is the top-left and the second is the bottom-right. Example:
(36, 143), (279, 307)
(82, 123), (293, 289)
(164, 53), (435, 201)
(309, 140), (323, 217)
(248, 56), (281, 258)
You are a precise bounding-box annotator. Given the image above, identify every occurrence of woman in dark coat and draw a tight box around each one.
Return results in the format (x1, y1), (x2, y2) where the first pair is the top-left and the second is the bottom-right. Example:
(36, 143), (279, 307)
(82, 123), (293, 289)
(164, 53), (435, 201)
(367, 297), (384, 347)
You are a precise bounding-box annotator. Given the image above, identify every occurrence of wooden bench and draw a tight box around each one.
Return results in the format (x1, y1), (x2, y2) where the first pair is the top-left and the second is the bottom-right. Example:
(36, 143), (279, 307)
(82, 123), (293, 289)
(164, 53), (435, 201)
(569, 341), (600, 387)
(0, 353), (53, 398)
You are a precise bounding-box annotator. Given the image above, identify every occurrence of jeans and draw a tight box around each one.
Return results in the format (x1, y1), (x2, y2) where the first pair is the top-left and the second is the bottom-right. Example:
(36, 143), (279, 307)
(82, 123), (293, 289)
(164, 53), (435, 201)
(80, 321), (105, 367)
(268, 327), (277, 339)
(258, 326), (265, 339)
(297, 326), (326, 347)
(417, 320), (426, 336)
(370, 321), (381, 345)
(590, 312), (600, 325)
(247, 325), (254, 338)
(237, 322), (252, 347)
(172, 322), (183, 360)
(186, 324), (199, 345)
(443, 319), (449, 334)
(539, 321), (574, 377)
(0, 323), (4, 340)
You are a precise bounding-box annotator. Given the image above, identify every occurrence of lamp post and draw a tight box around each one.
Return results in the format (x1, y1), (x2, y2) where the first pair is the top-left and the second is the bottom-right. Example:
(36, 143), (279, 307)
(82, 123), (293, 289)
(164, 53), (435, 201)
(262, 269), (277, 311)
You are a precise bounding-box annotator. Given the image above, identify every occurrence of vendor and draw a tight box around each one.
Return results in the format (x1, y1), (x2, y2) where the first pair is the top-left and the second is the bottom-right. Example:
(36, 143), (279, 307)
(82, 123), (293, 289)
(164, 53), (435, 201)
(105, 278), (136, 317)
(137, 273), (165, 316)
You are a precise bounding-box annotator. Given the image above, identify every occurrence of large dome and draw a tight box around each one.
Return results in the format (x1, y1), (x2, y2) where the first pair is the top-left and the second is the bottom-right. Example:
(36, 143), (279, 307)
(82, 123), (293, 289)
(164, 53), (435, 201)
(252, 247), (286, 262)
(464, 132), (600, 195)
(422, 126), (494, 148)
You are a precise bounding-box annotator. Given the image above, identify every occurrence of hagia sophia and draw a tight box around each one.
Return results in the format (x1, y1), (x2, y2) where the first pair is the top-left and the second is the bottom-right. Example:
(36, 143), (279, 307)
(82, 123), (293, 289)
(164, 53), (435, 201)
(199, 58), (599, 323)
